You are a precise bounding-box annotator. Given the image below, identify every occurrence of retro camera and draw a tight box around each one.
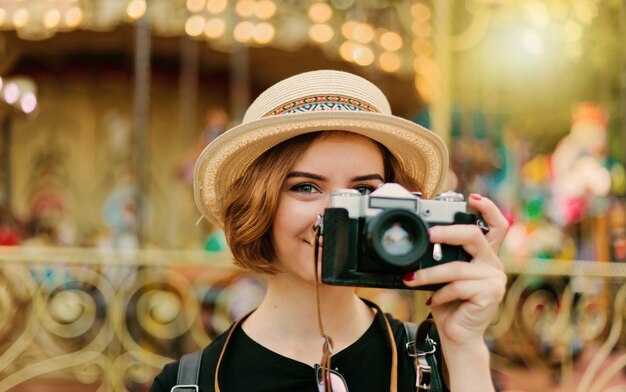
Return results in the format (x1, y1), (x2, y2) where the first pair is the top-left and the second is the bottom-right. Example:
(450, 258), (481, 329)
(320, 183), (486, 290)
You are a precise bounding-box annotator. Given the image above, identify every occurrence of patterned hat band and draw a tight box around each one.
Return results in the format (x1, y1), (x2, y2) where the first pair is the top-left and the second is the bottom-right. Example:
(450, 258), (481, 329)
(263, 94), (381, 117)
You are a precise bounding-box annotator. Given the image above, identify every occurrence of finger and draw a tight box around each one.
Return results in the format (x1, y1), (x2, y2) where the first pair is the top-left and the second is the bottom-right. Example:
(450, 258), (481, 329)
(427, 273), (507, 308)
(429, 224), (498, 265)
(403, 261), (504, 288)
(467, 194), (509, 253)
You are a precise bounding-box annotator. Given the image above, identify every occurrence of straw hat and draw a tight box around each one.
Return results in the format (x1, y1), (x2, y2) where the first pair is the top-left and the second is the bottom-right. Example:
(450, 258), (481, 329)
(194, 70), (449, 227)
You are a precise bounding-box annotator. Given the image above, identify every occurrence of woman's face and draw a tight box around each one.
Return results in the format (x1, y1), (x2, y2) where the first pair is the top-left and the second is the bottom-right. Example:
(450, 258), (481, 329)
(271, 132), (385, 284)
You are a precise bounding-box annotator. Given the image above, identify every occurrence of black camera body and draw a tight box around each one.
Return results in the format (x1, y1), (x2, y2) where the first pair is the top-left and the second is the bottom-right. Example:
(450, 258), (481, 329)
(321, 183), (479, 291)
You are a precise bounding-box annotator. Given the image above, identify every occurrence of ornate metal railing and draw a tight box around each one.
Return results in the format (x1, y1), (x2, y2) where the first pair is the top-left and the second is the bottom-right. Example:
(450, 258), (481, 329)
(0, 246), (625, 391)
(490, 260), (626, 391)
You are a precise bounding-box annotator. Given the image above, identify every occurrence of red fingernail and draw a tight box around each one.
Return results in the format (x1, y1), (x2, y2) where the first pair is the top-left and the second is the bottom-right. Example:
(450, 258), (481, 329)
(426, 296), (432, 306)
(470, 193), (482, 201)
(403, 272), (415, 281)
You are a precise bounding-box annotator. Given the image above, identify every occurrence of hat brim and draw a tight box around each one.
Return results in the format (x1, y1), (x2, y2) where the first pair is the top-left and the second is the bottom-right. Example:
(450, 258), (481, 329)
(194, 111), (449, 227)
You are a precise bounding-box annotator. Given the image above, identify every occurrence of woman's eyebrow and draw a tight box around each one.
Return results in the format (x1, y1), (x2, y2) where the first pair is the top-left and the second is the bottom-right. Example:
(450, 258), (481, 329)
(286, 172), (384, 182)
(352, 174), (384, 182)
(286, 171), (327, 181)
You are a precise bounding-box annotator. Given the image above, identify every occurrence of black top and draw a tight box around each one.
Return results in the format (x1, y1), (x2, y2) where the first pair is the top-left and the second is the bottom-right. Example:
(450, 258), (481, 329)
(150, 303), (416, 391)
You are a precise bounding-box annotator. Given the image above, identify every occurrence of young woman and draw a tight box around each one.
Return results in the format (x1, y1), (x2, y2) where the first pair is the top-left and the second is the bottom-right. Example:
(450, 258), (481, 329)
(151, 70), (509, 391)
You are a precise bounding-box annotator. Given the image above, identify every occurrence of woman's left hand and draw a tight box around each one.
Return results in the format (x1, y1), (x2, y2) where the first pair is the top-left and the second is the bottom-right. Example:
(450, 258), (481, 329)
(402, 193), (509, 346)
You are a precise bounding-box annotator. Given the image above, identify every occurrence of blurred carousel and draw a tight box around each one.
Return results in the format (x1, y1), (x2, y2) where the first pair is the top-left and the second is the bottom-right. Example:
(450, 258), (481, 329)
(1, 0), (626, 391)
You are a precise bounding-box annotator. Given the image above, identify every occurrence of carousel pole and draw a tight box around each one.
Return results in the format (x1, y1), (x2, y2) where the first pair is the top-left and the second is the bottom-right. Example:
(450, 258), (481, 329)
(1, 116), (13, 227)
(621, 0), (626, 164)
(179, 36), (198, 144)
(174, 35), (199, 246)
(229, 42), (250, 123)
(431, 0), (451, 146)
(229, 0), (250, 125)
(133, 3), (151, 246)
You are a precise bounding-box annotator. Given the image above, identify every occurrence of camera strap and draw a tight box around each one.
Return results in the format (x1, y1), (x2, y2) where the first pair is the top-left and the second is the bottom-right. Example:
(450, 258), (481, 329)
(313, 222), (334, 392)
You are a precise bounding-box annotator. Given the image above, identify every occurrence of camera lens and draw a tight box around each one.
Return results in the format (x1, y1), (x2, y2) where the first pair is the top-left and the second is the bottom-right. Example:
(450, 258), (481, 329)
(366, 208), (429, 272)
(381, 223), (413, 256)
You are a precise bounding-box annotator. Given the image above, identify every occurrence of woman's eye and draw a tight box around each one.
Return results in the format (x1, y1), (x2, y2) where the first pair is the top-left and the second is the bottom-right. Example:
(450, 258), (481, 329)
(291, 183), (320, 194)
(354, 185), (375, 195)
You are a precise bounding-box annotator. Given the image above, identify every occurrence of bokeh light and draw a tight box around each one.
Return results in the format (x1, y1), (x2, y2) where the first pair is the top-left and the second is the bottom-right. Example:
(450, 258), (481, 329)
(309, 23), (334, 43)
(339, 40), (357, 62)
(127, 0), (147, 19)
(204, 18), (226, 39)
(187, 0), (206, 13)
(412, 21), (431, 38)
(185, 15), (206, 36)
(20, 92), (38, 114)
(12, 8), (30, 28)
(3, 83), (20, 105)
(253, 22), (275, 44)
(206, 0), (228, 14)
(411, 3), (431, 22)
(235, 0), (255, 18)
(379, 31), (402, 51)
(341, 20), (357, 40)
(308, 2), (333, 24)
(65, 6), (83, 27)
(44, 9), (62, 29)
(352, 44), (374, 66)
(255, 0), (276, 20)
(233, 20), (255, 42)
(352, 23), (374, 44)
(378, 52), (401, 73)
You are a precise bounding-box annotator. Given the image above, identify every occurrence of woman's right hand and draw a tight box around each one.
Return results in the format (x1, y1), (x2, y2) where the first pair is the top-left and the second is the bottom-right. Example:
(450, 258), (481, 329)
(403, 194), (509, 391)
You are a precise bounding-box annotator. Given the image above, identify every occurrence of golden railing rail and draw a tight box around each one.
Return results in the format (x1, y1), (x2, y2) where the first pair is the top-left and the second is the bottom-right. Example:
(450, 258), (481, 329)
(0, 246), (625, 391)
(0, 246), (235, 266)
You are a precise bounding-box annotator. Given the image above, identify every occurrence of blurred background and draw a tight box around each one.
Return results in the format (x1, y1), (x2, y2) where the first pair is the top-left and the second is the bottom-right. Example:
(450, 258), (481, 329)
(0, 0), (625, 391)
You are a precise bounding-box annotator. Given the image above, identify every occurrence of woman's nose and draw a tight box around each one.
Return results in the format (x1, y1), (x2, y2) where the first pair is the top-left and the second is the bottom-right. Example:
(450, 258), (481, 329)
(323, 193), (334, 209)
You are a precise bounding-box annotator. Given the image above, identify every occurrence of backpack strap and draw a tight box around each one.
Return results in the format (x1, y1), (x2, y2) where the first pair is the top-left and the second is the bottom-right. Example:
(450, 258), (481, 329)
(171, 350), (203, 392)
(404, 317), (449, 392)
(403, 321), (418, 345)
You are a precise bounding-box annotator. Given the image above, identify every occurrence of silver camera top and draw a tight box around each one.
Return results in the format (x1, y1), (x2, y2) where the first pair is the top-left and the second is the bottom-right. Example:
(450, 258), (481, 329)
(330, 183), (467, 224)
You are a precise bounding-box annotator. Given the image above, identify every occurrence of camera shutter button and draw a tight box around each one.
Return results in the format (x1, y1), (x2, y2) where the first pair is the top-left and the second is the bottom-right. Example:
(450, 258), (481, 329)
(435, 191), (465, 202)
(433, 243), (442, 261)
